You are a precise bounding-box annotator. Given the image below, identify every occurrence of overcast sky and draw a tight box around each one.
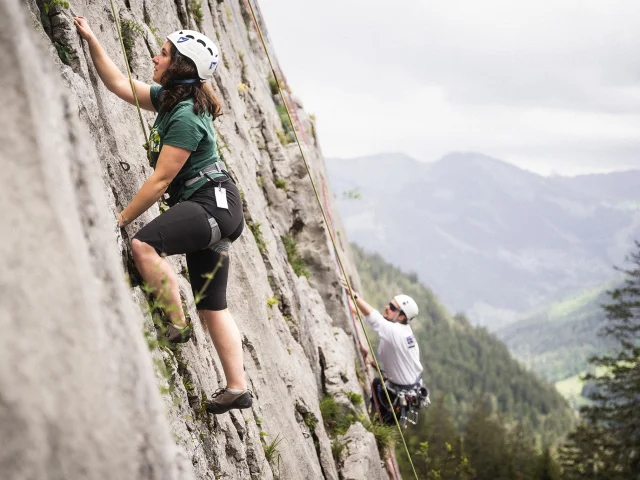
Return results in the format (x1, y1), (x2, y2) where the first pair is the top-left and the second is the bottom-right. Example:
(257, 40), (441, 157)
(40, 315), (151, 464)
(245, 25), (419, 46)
(259, 0), (640, 175)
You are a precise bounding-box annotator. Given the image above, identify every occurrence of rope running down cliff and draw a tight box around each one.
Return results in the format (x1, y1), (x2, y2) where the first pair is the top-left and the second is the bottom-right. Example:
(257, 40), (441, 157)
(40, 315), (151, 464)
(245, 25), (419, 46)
(108, 0), (149, 171)
(241, 7), (401, 476)
(243, 1), (420, 478)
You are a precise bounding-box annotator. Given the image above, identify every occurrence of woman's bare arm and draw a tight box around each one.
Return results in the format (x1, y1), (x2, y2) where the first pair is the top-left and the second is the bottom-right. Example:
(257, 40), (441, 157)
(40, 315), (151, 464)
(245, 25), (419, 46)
(118, 145), (191, 226)
(74, 16), (155, 111)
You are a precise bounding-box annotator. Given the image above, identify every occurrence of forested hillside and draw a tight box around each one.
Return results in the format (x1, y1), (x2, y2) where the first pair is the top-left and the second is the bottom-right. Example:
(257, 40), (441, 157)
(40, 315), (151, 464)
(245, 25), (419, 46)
(353, 245), (575, 441)
(498, 284), (617, 382)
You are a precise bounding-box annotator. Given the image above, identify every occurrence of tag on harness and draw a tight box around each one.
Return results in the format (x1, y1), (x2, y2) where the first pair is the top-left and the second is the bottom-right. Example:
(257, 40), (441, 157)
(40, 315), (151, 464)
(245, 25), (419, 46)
(215, 187), (229, 209)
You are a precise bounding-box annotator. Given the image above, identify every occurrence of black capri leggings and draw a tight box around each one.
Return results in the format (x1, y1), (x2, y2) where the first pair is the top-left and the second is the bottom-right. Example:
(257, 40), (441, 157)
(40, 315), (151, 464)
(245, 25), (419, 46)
(134, 179), (244, 311)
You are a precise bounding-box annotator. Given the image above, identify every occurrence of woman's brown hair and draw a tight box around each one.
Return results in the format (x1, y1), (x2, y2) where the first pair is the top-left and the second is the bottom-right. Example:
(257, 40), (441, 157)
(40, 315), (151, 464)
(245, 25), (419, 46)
(159, 42), (222, 118)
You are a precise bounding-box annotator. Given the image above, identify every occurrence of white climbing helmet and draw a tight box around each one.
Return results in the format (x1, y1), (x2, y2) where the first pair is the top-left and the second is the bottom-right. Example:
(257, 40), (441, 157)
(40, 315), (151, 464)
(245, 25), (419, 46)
(394, 294), (419, 321)
(167, 29), (220, 80)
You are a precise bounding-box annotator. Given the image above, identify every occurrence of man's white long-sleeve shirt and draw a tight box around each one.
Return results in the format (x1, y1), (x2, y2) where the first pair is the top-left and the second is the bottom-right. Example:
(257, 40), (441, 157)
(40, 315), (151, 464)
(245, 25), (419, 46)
(365, 309), (423, 385)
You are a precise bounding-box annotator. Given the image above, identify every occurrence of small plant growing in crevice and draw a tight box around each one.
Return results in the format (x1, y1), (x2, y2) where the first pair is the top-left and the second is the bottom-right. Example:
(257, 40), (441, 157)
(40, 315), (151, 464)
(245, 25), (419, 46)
(238, 50), (248, 82)
(275, 104), (294, 138)
(188, 0), (204, 29)
(121, 18), (145, 61)
(302, 410), (318, 431)
(247, 221), (267, 254)
(362, 416), (398, 454)
(268, 75), (279, 96)
(43, 0), (69, 14)
(281, 235), (310, 278)
(54, 41), (72, 66)
(263, 434), (283, 464)
(319, 396), (357, 437)
(345, 391), (363, 408)
(276, 129), (293, 146)
(266, 296), (278, 307)
(274, 178), (287, 190)
(331, 439), (346, 463)
(148, 24), (164, 48)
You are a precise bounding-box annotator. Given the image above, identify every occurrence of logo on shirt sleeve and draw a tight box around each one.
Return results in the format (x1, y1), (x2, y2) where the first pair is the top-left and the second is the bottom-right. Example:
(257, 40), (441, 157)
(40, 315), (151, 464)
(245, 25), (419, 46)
(406, 335), (416, 348)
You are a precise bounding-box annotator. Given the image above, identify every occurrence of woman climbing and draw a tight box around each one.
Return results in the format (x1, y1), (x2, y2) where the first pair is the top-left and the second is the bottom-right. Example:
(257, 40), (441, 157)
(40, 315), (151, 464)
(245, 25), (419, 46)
(74, 17), (252, 414)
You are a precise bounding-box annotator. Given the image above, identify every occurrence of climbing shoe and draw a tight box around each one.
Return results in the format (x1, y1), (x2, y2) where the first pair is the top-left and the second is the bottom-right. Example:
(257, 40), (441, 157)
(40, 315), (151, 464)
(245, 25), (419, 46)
(165, 322), (192, 344)
(205, 388), (254, 415)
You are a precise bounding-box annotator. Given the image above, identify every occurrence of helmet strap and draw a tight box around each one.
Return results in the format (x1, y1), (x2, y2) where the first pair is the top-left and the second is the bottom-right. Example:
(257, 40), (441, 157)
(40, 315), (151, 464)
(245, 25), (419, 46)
(168, 78), (200, 85)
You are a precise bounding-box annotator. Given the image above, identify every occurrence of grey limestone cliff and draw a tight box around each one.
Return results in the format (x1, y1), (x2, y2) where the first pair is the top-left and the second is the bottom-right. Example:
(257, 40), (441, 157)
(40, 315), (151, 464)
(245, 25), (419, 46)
(1, 0), (386, 478)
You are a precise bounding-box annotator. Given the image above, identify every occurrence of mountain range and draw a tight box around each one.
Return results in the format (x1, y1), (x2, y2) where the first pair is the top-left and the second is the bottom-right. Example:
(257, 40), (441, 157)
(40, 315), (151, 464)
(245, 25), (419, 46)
(326, 152), (640, 329)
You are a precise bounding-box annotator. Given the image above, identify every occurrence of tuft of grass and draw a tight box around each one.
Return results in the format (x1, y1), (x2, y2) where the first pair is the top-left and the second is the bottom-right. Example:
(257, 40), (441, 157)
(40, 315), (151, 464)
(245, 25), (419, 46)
(345, 391), (363, 407)
(276, 129), (294, 146)
(267, 296), (279, 307)
(248, 221), (267, 254)
(331, 439), (346, 463)
(148, 25), (163, 48)
(54, 41), (72, 66)
(43, 0), (69, 14)
(268, 75), (279, 96)
(362, 416), (398, 453)
(281, 235), (310, 278)
(319, 396), (357, 437)
(275, 104), (294, 134)
(188, 0), (204, 28)
(263, 434), (283, 464)
(121, 18), (145, 61)
(302, 411), (318, 431)
(274, 178), (287, 190)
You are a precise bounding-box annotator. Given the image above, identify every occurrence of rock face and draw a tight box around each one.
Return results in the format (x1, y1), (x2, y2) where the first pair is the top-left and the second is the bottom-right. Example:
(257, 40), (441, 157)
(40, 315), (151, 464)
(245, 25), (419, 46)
(337, 423), (390, 480)
(1, 0), (386, 479)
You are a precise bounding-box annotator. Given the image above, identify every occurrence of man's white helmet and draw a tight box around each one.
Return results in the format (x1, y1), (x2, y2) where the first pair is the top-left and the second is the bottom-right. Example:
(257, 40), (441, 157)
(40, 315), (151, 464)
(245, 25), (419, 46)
(394, 294), (419, 321)
(167, 30), (220, 80)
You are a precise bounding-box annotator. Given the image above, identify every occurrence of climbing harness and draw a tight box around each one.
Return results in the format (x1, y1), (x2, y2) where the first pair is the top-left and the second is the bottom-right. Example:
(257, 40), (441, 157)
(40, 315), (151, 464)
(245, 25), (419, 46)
(373, 378), (430, 428)
(243, 2), (420, 478)
(183, 161), (229, 187)
(108, 0), (149, 171)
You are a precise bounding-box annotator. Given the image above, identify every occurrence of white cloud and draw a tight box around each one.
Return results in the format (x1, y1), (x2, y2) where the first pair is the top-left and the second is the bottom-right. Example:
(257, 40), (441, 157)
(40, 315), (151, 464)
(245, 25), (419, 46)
(260, 0), (640, 175)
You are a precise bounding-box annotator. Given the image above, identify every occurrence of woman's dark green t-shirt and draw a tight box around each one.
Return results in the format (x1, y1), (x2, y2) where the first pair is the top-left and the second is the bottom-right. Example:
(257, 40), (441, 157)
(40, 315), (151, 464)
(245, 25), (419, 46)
(149, 85), (222, 205)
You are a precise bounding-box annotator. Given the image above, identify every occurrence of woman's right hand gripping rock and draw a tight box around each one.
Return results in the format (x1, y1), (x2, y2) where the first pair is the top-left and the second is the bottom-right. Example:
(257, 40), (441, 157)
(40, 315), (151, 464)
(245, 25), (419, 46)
(73, 16), (96, 42)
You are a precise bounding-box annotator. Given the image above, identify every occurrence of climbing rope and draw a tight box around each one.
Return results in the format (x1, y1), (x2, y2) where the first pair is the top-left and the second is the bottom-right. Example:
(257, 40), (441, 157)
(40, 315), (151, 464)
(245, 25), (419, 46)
(108, 0), (148, 170)
(243, 2), (420, 478)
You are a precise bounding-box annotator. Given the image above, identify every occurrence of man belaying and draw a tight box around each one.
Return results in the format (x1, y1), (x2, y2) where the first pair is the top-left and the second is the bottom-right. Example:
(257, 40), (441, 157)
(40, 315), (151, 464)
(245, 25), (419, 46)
(74, 17), (251, 414)
(346, 287), (429, 425)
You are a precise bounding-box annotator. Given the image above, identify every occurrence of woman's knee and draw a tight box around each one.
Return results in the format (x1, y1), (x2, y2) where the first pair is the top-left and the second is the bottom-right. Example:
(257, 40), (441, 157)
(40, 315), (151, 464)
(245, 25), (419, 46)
(131, 238), (157, 265)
